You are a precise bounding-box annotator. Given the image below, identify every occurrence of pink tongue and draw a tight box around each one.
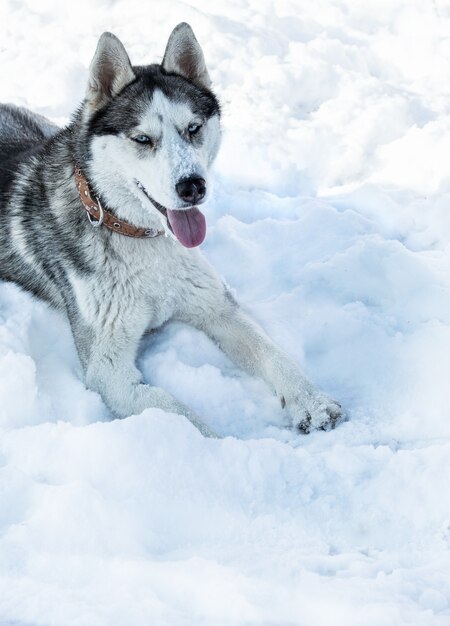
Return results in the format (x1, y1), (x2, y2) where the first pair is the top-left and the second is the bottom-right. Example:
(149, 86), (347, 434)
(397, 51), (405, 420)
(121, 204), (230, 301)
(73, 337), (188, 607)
(166, 207), (206, 248)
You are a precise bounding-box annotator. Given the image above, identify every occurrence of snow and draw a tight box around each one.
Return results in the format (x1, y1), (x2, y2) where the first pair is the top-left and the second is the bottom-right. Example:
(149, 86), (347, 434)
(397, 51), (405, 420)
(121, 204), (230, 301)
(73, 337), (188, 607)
(1, 0), (450, 624)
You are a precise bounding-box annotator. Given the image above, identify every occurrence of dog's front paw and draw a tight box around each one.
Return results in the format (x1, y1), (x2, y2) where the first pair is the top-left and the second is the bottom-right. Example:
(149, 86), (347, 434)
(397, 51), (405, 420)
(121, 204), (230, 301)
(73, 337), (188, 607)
(280, 386), (342, 434)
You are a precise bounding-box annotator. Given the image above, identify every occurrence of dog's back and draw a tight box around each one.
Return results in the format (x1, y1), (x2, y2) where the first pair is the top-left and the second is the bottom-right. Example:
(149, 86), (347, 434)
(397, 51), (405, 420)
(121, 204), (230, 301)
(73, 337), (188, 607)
(0, 104), (58, 187)
(0, 104), (70, 304)
(0, 103), (58, 148)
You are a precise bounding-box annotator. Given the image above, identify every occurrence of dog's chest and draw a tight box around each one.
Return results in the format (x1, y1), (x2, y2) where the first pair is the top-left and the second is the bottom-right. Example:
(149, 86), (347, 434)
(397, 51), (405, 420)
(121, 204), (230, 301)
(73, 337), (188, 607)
(71, 237), (199, 331)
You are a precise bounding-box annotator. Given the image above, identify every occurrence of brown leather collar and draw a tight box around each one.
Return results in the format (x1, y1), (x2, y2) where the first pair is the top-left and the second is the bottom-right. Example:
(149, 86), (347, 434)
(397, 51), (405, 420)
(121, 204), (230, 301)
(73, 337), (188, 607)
(75, 166), (165, 239)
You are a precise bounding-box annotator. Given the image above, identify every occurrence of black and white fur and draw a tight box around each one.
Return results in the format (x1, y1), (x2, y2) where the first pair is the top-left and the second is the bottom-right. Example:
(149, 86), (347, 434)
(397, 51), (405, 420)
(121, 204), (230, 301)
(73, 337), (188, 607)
(0, 24), (342, 436)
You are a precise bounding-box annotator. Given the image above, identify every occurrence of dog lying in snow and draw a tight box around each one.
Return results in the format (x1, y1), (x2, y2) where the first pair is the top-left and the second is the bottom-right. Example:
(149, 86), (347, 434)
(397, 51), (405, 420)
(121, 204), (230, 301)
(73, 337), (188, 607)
(0, 23), (342, 436)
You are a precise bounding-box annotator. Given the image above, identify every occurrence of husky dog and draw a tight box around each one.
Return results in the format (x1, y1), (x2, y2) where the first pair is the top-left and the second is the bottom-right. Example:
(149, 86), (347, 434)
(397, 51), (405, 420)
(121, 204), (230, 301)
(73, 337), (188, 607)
(0, 24), (342, 436)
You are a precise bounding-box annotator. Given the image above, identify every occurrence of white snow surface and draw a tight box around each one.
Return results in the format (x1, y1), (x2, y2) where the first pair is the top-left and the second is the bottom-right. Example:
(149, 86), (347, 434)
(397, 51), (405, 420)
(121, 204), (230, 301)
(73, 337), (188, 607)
(1, 1), (450, 624)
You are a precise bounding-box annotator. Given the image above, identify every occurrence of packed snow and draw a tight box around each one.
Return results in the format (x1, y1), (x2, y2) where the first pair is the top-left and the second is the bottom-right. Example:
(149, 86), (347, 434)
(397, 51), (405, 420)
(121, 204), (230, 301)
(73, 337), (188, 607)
(1, 0), (450, 624)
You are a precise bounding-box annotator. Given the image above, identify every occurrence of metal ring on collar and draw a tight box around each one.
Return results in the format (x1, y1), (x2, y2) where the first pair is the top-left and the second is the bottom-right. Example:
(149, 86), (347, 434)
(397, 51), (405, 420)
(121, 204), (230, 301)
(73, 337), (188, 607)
(87, 199), (104, 228)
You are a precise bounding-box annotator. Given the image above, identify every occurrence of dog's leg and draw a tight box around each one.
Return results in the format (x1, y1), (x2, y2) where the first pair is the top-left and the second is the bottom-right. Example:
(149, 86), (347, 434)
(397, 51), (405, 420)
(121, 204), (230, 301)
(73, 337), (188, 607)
(71, 314), (216, 438)
(183, 289), (342, 433)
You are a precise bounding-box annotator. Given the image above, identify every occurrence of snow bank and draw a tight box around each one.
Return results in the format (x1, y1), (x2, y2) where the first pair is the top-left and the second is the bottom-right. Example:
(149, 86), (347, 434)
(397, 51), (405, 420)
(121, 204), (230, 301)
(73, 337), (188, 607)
(1, 0), (449, 624)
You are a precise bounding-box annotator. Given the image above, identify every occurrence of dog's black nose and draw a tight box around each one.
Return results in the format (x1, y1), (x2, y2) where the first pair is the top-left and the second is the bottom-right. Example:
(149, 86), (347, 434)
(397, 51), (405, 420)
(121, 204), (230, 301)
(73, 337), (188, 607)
(175, 177), (206, 204)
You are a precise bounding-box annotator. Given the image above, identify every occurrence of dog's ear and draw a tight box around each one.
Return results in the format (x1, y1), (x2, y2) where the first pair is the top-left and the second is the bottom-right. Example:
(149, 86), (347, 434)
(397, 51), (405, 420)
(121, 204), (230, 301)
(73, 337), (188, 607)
(162, 23), (211, 89)
(86, 32), (135, 112)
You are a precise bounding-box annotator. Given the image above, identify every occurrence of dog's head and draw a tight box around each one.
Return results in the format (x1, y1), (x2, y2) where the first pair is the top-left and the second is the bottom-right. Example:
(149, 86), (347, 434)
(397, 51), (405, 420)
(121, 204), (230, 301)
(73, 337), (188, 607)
(80, 24), (221, 247)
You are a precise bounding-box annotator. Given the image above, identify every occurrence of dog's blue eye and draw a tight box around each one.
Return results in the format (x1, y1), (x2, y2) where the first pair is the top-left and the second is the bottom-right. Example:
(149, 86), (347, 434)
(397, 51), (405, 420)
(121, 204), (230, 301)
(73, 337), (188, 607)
(133, 135), (152, 144)
(188, 123), (202, 135)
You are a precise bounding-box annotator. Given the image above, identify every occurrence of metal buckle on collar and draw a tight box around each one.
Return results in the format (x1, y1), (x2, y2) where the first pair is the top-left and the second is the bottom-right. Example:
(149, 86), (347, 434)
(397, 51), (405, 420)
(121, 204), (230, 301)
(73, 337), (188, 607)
(87, 199), (104, 228)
